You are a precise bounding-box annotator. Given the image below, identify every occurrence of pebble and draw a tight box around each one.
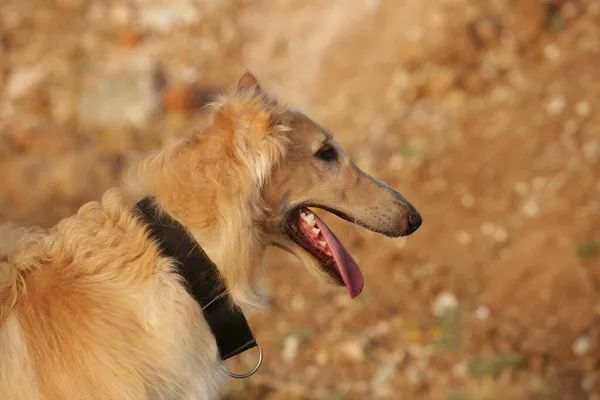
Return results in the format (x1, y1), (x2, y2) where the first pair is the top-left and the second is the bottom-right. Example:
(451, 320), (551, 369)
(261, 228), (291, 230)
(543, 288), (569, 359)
(431, 291), (458, 317)
(282, 335), (300, 362)
(371, 361), (397, 395)
(315, 350), (329, 366)
(481, 222), (496, 236)
(452, 362), (468, 378)
(573, 335), (591, 356)
(110, 3), (132, 24)
(583, 141), (598, 161)
(514, 180), (529, 195)
(340, 340), (365, 362)
(544, 43), (561, 62)
(493, 227), (508, 243)
(546, 95), (566, 115)
(290, 295), (305, 311)
(456, 231), (472, 246)
(7, 66), (45, 99)
(475, 305), (490, 320)
(522, 200), (540, 217)
(576, 100), (592, 118)
(138, 1), (201, 32)
(405, 364), (428, 385)
(77, 66), (163, 128)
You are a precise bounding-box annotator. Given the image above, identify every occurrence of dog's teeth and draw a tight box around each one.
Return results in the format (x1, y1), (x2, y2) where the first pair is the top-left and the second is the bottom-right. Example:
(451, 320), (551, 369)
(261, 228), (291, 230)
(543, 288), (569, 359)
(319, 240), (327, 247)
(312, 227), (320, 235)
(300, 212), (316, 226)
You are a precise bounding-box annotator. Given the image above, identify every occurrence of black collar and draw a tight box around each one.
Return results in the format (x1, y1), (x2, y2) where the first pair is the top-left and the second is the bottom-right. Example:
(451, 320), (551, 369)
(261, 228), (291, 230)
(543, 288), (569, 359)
(133, 197), (257, 361)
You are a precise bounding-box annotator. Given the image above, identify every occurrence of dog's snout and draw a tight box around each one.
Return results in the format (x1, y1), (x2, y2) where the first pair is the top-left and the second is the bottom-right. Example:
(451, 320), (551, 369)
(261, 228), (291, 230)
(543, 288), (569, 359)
(406, 210), (422, 235)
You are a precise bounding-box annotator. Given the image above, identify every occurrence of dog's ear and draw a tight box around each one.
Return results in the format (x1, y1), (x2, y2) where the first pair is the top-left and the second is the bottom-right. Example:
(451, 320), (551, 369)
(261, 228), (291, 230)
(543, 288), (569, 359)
(236, 72), (263, 95)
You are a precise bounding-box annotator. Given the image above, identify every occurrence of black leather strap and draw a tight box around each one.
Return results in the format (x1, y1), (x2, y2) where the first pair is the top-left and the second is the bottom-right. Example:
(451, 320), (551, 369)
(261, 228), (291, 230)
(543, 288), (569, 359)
(133, 197), (257, 361)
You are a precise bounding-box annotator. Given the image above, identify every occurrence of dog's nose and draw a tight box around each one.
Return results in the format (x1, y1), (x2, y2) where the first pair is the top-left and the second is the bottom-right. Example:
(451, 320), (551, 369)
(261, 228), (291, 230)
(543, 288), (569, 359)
(406, 210), (422, 234)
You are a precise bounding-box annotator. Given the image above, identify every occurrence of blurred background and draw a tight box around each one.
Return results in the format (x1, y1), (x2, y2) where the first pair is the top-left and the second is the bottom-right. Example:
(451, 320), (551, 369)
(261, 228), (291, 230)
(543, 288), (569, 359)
(1, 0), (599, 398)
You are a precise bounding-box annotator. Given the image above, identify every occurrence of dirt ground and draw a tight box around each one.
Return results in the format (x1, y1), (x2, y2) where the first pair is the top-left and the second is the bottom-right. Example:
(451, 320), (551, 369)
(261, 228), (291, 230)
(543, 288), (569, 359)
(1, 0), (600, 399)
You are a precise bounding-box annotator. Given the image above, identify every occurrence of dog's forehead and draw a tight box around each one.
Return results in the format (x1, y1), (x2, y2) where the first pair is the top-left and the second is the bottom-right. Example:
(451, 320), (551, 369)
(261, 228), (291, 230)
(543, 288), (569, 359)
(286, 109), (332, 141)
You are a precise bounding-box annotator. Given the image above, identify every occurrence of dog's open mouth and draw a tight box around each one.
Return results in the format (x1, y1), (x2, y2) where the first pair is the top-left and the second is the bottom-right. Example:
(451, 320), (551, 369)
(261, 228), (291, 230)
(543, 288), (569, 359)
(284, 207), (364, 298)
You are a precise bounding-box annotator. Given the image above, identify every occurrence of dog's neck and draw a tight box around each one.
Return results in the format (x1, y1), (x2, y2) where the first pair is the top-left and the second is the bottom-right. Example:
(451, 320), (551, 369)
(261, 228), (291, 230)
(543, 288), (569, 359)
(124, 135), (273, 312)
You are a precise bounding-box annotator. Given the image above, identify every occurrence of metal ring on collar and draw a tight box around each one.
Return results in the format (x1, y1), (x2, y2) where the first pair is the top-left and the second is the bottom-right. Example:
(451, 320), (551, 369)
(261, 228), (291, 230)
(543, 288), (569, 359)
(226, 342), (263, 379)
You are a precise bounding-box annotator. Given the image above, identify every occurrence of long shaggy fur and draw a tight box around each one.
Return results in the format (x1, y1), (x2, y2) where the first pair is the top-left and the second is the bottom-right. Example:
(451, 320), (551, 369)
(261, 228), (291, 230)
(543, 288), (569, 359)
(0, 77), (287, 400)
(0, 72), (419, 400)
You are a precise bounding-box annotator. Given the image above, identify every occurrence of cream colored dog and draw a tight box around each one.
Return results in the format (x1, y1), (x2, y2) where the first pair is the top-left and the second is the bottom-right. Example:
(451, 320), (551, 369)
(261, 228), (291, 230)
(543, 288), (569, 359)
(0, 73), (421, 400)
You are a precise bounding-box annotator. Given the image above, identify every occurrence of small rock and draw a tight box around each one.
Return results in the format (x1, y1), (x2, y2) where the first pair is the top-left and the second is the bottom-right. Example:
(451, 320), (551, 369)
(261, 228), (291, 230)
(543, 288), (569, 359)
(514, 180), (529, 195)
(405, 364), (428, 386)
(573, 335), (591, 356)
(290, 295), (305, 311)
(522, 200), (540, 217)
(493, 228), (508, 243)
(432, 291), (458, 317)
(456, 231), (472, 246)
(581, 373), (596, 392)
(583, 141), (599, 161)
(371, 361), (397, 395)
(406, 26), (423, 43)
(315, 350), (329, 366)
(110, 3), (132, 24)
(7, 66), (46, 99)
(546, 95), (566, 115)
(544, 43), (561, 62)
(138, 1), (201, 32)
(576, 100), (592, 118)
(340, 340), (365, 362)
(475, 306), (490, 320)
(282, 335), (300, 362)
(77, 66), (163, 128)
(452, 362), (468, 378)
(481, 222), (496, 236)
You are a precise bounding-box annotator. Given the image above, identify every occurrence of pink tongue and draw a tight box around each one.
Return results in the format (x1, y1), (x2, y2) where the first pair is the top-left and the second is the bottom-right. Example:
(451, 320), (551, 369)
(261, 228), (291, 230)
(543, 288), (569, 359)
(313, 215), (364, 298)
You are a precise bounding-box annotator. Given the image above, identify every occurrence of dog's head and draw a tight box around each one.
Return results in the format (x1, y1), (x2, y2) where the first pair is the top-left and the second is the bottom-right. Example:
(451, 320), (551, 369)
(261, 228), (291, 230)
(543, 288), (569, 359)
(234, 73), (421, 298)
(136, 72), (421, 302)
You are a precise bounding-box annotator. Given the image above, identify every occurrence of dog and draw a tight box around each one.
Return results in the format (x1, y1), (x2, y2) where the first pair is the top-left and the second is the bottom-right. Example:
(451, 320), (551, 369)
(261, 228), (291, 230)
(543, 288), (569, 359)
(0, 72), (421, 400)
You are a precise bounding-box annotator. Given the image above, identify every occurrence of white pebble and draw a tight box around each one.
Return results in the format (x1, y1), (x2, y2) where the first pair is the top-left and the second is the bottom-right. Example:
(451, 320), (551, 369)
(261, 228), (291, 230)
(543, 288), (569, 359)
(544, 43), (561, 62)
(481, 222), (496, 236)
(290, 295), (305, 311)
(573, 335), (591, 356)
(514, 180), (529, 195)
(340, 340), (365, 362)
(546, 95), (566, 115)
(583, 141), (598, 161)
(432, 291), (458, 317)
(282, 335), (300, 362)
(315, 350), (329, 366)
(576, 100), (591, 118)
(522, 200), (540, 217)
(475, 306), (490, 320)
(7, 66), (45, 99)
(452, 362), (468, 378)
(493, 227), (508, 243)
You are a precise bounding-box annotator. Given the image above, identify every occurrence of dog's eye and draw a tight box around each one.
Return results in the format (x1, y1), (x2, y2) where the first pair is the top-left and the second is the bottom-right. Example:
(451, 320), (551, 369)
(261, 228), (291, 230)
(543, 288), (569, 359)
(315, 144), (338, 162)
